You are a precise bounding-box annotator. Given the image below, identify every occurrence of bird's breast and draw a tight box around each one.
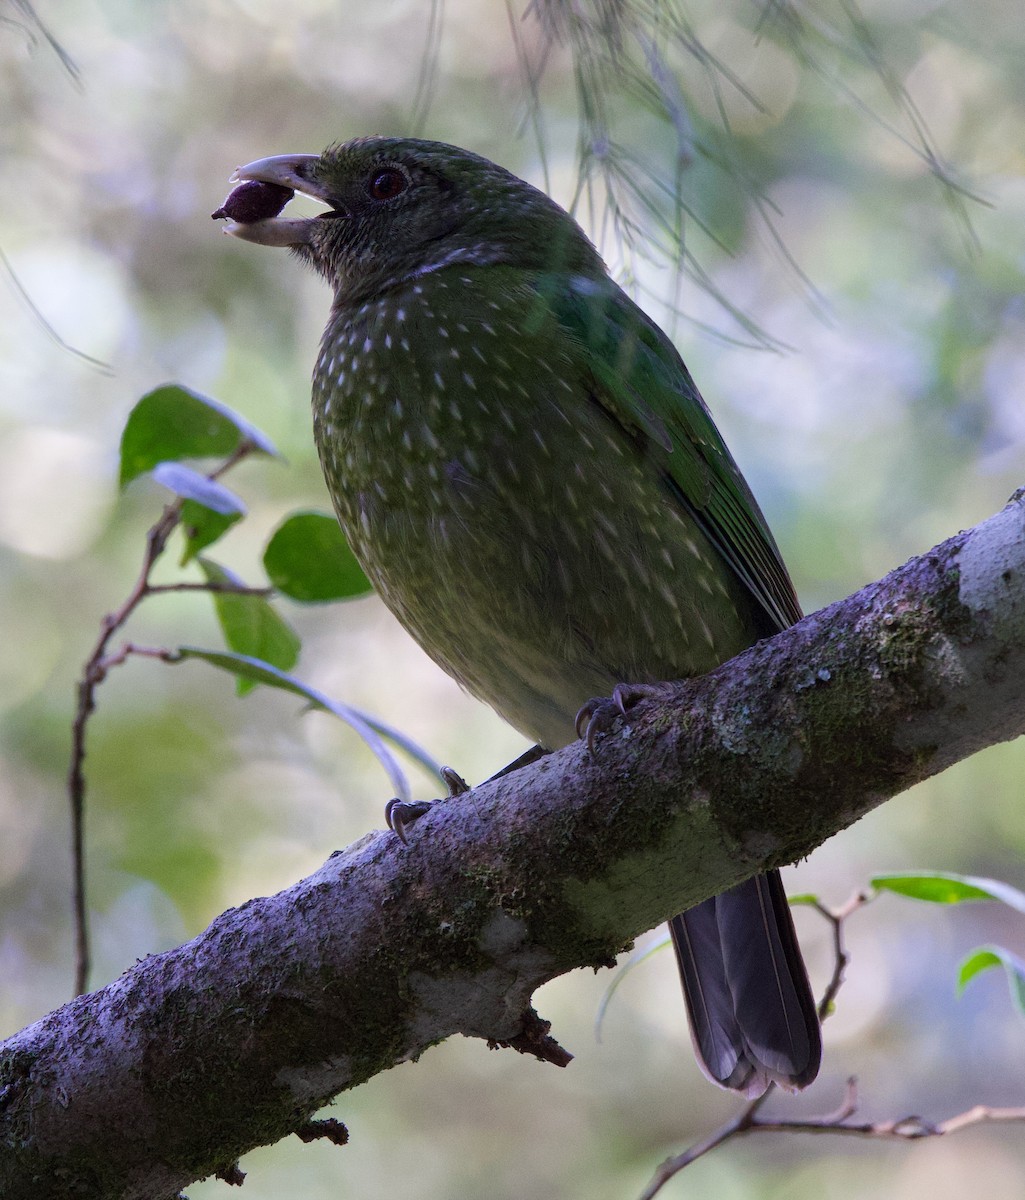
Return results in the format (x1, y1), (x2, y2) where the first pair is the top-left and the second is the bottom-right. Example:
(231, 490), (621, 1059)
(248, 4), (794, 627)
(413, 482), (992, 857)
(311, 272), (754, 747)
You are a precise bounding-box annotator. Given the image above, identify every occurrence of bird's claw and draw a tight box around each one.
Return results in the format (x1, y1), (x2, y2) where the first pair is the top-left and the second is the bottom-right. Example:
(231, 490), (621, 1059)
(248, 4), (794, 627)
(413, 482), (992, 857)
(385, 798), (435, 844)
(440, 766), (470, 797)
(574, 683), (660, 754)
(385, 765), (471, 844)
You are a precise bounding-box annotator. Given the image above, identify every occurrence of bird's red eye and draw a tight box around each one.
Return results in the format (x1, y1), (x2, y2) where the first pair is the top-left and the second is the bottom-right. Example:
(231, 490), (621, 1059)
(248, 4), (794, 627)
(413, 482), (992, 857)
(368, 169), (408, 201)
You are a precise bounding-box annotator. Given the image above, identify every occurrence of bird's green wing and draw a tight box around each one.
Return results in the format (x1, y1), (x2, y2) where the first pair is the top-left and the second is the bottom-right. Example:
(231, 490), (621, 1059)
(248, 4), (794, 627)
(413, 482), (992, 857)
(545, 274), (802, 633)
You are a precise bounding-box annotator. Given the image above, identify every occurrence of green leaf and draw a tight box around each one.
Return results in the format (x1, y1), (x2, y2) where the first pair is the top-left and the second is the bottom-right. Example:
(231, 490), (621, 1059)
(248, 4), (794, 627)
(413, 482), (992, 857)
(263, 511), (372, 602)
(197, 558), (299, 695)
(786, 893), (822, 907)
(180, 500), (243, 565)
(957, 945), (1025, 1017)
(173, 646), (442, 800)
(150, 462), (246, 516)
(119, 383), (277, 487)
(873, 871), (1025, 914)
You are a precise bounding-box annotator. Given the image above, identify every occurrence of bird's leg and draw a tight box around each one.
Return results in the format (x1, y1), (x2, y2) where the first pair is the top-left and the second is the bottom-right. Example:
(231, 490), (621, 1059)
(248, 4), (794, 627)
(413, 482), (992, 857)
(484, 742), (550, 781)
(575, 682), (670, 754)
(385, 745), (549, 843)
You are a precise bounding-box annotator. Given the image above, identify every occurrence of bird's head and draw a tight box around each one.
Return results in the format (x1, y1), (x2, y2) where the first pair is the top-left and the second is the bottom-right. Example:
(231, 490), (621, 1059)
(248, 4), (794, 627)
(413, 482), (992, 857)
(216, 137), (604, 305)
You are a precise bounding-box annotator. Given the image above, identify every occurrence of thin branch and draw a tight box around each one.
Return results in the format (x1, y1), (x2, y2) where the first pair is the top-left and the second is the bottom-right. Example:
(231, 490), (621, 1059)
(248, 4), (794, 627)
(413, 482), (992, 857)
(809, 889), (874, 1021)
(639, 885), (1024, 1198)
(67, 442), (257, 996)
(642, 1077), (1025, 1199)
(68, 499), (183, 996)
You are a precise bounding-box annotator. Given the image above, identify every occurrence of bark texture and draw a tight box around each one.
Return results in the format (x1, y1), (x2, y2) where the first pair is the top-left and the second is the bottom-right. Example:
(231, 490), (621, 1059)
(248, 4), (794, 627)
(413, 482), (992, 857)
(1, 495), (1023, 1199)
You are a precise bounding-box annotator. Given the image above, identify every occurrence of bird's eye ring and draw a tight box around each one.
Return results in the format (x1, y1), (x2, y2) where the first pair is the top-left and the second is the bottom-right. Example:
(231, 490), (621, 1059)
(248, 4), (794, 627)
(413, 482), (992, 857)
(368, 168), (408, 201)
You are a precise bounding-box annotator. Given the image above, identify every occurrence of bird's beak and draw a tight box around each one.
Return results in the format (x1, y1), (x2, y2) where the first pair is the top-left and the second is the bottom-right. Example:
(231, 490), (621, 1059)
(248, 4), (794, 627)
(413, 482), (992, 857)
(214, 153), (341, 247)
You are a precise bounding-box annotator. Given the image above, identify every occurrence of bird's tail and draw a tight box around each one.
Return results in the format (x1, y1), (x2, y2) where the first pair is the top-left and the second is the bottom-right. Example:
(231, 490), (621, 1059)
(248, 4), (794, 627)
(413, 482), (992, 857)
(669, 870), (821, 1097)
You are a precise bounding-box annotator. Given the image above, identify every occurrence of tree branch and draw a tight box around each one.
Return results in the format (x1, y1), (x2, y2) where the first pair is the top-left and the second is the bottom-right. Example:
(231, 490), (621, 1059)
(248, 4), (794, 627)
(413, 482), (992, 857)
(3, 494), (1024, 1199)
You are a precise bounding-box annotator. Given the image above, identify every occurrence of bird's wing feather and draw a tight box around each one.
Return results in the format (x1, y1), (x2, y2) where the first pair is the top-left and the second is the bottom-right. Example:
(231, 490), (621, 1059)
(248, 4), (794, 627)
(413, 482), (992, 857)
(545, 274), (802, 633)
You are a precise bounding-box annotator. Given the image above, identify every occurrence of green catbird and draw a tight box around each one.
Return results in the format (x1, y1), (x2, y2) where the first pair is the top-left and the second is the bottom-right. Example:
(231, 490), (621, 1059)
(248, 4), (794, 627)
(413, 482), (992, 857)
(216, 137), (821, 1097)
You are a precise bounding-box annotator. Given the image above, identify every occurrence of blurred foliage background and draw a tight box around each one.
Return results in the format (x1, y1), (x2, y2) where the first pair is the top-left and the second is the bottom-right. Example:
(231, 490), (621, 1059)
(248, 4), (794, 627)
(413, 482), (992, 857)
(2, 0), (1025, 1196)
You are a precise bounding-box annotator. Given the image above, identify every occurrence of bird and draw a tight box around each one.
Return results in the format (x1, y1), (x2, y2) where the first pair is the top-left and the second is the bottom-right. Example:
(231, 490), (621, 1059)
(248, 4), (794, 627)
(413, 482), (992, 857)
(215, 136), (822, 1097)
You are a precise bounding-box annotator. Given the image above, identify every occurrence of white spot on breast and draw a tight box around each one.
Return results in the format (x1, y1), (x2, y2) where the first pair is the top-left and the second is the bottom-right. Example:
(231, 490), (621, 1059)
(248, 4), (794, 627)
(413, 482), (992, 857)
(658, 581), (680, 612)
(594, 532), (617, 563)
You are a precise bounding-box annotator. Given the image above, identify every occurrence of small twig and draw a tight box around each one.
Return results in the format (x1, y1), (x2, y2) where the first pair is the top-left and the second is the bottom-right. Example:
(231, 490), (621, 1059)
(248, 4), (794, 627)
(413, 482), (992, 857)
(67, 442), (257, 996)
(294, 1118), (349, 1146)
(68, 499), (182, 995)
(215, 1162), (246, 1186)
(96, 643), (181, 673)
(492, 1008), (574, 1067)
(809, 888), (875, 1022)
(640, 889), (1025, 1198)
(643, 1075), (1025, 1199)
(746, 1078), (1025, 1140)
(638, 1091), (772, 1200)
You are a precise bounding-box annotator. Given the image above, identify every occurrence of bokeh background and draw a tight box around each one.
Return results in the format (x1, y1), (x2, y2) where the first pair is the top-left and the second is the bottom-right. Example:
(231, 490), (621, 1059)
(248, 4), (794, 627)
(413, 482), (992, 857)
(2, 1), (1025, 1196)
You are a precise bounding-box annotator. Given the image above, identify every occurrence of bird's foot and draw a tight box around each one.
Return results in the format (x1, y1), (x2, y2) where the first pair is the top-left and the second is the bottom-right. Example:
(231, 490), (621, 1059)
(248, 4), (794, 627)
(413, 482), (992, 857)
(385, 766), (470, 844)
(574, 682), (666, 754)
